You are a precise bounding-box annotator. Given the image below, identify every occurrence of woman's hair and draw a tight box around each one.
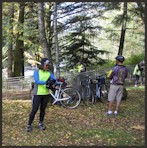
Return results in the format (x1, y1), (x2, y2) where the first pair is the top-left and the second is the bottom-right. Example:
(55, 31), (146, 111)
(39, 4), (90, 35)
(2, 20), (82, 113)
(37, 64), (44, 70)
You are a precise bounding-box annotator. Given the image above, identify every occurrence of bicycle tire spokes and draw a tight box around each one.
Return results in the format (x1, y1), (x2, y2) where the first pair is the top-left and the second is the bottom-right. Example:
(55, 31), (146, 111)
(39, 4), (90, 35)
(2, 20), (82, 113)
(100, 85), (108, 103)
(81, 87), (95, 106)
(60, 87), (81, 109)
(122, 87), (128, 100)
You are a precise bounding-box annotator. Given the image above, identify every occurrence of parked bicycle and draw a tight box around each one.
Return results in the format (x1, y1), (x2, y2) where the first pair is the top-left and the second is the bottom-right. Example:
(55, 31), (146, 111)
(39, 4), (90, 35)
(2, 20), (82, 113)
(122, 87), (128, 100)
(91, 74), (109, 103)
(35, 78), (81, 109)
(80, 75), (95, 106)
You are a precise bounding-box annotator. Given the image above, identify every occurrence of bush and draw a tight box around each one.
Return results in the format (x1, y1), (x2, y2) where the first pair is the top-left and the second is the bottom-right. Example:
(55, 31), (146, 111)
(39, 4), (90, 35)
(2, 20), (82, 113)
(124, 53), (144, 65)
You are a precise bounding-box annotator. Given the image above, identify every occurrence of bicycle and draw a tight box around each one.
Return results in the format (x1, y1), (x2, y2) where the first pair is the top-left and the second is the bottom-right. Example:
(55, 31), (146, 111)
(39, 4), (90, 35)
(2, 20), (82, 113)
(91, 74), (109, 103)
(48, 81), (81, 109)
(122, 87), (128, 100)
(80, 75), (95, 106)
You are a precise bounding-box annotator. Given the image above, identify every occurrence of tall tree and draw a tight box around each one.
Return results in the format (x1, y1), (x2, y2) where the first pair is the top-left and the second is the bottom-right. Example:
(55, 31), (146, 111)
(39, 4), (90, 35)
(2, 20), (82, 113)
(7, 3), (14, 77)
(46, 2), (54, 65)
(136, 2), (145, 25)
(53, 2), (60, 77)
(58, 2), (109, 69)
(38, 2), (54, 72)
(14, 2), (25, 76)
(38, 2), (49, 58)
(118, 2), (127, 55)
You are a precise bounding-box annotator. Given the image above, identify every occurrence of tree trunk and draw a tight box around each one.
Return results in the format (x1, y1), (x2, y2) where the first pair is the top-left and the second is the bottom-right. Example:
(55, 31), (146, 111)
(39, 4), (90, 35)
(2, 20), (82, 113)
(46, 2), (54, 72)
(53, 2), (60, 77)
(7, 3), (14, 77)
(14, 2), (25, 77)
(136, 2), (145, 25)
(38, 2), (54, 72)
(38, 3), (49, 58)
(118, 2), (127, 55)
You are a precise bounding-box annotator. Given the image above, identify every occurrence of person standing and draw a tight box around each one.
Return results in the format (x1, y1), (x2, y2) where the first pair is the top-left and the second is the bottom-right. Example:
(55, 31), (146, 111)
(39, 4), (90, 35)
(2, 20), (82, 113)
(133, 63), (142, 87)
(140, 60), (145, 85)
(26, 58), (57, 132)
(106, 55), (128, 116)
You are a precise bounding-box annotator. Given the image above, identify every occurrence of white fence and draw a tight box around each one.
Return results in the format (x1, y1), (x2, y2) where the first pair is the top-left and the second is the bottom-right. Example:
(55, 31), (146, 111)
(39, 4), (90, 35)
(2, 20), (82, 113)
(2, 76), (34, 99)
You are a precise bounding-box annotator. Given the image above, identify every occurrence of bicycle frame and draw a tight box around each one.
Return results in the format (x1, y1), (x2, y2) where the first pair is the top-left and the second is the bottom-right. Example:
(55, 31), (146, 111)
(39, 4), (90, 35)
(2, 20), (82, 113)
(93, 74), (107, 99)
(49, 82), (71, 105)
(81, 75), (91, 97)
(95, 82), (101, 98)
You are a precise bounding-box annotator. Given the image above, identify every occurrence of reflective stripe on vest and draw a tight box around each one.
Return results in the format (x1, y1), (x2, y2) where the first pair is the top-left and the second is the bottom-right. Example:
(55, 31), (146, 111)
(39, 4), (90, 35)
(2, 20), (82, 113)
(37, 70), (51, 95)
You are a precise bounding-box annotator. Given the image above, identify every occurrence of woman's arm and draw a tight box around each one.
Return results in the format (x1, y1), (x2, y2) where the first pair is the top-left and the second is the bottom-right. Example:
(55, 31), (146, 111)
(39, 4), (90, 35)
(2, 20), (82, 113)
(49, 72), (58, 84)
(34, 70), (46, 85)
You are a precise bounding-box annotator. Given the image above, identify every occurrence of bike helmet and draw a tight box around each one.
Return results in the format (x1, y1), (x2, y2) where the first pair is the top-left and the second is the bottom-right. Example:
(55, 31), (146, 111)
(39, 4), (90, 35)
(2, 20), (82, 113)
(115, 55), (125, 62)
(80, 67), (86, 73)
(41, 58), (50, 65)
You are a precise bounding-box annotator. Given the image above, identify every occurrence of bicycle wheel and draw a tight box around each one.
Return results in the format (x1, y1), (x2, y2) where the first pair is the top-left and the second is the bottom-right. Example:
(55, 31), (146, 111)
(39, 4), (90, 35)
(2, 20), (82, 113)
(122, 87), (128, 100)
(81, 86), (95, 106)
(100, 84), (109, 103)
(60, 87), (81, 109)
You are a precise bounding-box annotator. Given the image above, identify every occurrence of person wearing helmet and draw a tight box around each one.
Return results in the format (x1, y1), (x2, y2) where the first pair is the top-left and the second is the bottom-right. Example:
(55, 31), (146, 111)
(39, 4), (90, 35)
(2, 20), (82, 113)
(80, 65), (86, 73)
(133, 60), (145, 87)
(106, 55), (128, 116)
(26, 58), (57, 132)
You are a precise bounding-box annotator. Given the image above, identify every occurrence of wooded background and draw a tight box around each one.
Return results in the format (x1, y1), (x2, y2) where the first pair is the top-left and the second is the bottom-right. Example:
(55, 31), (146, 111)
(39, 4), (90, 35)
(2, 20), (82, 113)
(2, 2), (145, 77)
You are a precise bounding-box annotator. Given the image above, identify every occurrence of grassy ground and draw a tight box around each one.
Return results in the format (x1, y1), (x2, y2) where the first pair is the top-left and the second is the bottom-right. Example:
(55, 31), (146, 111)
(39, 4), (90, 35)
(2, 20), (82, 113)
(2, 86), (145, 146)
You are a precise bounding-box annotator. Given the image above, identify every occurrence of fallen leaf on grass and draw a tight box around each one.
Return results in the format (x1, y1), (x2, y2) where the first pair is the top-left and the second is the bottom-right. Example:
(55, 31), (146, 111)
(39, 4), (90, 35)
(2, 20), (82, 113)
(131, 125), (144, 130)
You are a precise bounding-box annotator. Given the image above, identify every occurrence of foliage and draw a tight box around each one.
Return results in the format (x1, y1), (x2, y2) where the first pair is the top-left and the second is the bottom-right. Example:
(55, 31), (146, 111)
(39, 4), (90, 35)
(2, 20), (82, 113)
(58, 2), (112, 69)
(2, 2), (145, 76)
(2, 87), (144, 146)
(124, 53), (144, 65)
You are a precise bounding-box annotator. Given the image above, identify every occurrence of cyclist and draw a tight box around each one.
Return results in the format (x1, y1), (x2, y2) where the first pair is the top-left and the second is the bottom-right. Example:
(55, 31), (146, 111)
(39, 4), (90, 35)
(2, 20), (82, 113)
(26, 58), (57, 132)
(77, 62), (86, 73)
(106, 55), (128, 116)
(133, 61), (145, 87)
(140, 60), (145, 85)
(73, 62), (87, 95)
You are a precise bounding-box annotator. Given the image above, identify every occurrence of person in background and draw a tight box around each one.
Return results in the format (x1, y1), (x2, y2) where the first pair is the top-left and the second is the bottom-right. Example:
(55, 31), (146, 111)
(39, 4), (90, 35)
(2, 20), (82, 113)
(140, 60), (145, 85)
(77, 64), (82, 73)
(77, 62), (86, 73)
(106, 55), (128, 116)
(26, 58), (57, 132)
(133, 61), (145, 87)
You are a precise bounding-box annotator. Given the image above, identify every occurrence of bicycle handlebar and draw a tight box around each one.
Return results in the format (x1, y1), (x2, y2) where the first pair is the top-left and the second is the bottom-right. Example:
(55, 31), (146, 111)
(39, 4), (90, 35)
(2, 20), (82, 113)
(80, 78), (92, 86)
(95, 73), (107, 80)
(79, 73), (107, 86)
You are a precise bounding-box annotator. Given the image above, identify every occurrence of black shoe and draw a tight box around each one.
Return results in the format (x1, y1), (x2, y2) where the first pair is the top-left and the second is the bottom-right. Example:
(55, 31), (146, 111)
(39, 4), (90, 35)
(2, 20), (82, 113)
(39, 122), (45, 130)
(26, 125), (32, 132)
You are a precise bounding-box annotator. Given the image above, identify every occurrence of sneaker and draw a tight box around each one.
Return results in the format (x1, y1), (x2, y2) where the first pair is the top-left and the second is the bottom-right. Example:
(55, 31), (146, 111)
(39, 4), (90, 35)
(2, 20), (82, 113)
(114, 111), (118, 116)
(26, 125), (32, 132)
(106, 111), (113, 116)
(39, 122), (45, 130)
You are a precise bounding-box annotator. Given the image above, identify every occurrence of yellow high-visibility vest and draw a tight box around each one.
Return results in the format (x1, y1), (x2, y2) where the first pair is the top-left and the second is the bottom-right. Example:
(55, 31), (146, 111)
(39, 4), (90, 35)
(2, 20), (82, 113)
(77, 64), (83, 73)
(133, 65), (141, 76)
(37, 70), (50, 95)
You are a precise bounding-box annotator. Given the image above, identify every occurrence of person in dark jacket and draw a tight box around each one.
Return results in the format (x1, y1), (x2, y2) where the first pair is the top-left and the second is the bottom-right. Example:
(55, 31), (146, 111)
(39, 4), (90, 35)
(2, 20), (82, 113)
(26, 58), (57, 132)
(106, 55), (128, 116)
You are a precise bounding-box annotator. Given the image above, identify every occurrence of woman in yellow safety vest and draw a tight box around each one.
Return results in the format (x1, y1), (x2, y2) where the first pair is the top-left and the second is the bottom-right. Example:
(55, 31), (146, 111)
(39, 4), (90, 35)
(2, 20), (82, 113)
(26, 58), (57, 132)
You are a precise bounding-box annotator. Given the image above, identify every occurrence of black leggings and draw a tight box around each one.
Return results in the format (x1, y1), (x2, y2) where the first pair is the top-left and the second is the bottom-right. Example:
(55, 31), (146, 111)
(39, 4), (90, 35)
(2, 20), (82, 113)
(135, 75), (140, 85)
(28, 95), (50, 125)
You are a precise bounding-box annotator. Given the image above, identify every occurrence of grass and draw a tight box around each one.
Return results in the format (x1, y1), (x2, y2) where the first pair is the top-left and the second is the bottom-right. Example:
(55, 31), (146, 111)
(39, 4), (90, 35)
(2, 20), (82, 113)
(2, 86), (145, 146)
